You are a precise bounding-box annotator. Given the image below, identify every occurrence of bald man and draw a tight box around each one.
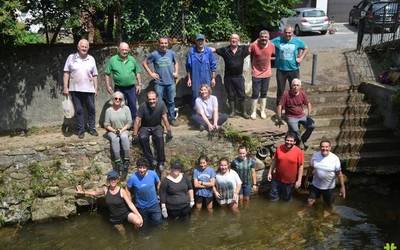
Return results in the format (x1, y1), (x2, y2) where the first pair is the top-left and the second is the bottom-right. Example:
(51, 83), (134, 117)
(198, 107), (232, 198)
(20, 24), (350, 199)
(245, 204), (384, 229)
(213, 34), (250, 119)
(105, 42), (143, 120)
(63, 39), (99, 139)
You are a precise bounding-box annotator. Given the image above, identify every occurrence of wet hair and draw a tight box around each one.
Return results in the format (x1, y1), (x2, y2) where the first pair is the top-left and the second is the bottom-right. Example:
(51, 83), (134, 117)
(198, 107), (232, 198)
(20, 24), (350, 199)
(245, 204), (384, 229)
(217, 157), (230, 173)
(136, 157), (149, 168)
(199, 84), (212, 95)
(320, 138), (331, 147)
(197, 154), (209, 165)
(109, 91), (125, 106)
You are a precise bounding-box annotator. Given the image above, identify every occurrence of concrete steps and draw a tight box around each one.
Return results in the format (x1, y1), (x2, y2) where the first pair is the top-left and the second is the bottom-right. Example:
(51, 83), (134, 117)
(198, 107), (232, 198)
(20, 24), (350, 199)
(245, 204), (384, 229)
(311, 103), (372, 116)
(308, 92), (365, 104)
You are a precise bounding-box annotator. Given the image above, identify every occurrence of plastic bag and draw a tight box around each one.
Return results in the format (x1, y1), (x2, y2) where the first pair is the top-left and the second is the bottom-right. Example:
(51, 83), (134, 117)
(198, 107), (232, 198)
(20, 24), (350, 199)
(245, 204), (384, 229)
(62, 96), (75, 118)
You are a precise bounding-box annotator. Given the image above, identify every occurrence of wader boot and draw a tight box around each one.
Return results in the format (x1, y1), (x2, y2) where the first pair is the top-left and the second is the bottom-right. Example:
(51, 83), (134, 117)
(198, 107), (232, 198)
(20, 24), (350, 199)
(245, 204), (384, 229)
(260, 98), (267, 119)
(250, 99), (258, 120)
(229, 101), (236, 117)
(240, 101), (250, 119)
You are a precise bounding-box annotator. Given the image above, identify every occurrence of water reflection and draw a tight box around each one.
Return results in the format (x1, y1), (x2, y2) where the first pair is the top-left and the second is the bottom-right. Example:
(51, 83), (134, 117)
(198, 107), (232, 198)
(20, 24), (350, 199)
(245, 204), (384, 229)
(0, 190), (398, 250)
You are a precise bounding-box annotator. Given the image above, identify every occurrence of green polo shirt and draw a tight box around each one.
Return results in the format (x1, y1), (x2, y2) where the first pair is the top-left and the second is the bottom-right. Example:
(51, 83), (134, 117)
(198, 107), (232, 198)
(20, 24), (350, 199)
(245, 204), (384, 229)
(105, 54), (142, 87)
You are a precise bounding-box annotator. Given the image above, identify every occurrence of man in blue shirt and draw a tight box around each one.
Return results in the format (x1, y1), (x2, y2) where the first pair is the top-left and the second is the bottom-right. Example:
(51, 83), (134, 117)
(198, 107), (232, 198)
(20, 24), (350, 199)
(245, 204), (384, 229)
(143, 37), (179, 126)
(186, 34), (217, 106)
(126, 157), (162, 225)
(272, 25), (308, 105)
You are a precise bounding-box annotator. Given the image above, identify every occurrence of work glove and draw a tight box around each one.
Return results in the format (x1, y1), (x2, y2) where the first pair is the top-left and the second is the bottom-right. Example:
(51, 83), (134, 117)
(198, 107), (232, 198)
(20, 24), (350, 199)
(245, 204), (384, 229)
(190, 200), (195, 208)
(275, 116), (285, 128)
(161, 204), (168, 218)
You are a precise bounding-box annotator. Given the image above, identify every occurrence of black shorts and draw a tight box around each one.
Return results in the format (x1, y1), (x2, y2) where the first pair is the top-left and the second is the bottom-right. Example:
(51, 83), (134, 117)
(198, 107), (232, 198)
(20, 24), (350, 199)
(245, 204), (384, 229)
(309, 185), (335, 207)
(109, 211), (130, 225)
(194, 195), (213, 205)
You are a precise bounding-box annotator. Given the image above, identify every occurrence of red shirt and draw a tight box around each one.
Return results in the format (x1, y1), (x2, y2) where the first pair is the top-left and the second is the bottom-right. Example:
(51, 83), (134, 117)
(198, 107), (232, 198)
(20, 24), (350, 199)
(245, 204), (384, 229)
(250, 41), (275, 78)
(279, 89), (309, 118)
(274, 144), (304, 184)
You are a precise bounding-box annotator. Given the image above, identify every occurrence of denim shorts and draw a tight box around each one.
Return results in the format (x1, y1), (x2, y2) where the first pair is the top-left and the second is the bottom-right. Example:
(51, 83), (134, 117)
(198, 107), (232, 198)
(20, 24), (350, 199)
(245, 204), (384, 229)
(239, 184), (252, 197)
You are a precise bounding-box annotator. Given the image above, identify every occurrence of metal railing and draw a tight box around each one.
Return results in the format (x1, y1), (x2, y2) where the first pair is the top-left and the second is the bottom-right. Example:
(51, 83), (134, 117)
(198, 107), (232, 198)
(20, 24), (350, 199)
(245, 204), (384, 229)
(357, 1), (400, 51)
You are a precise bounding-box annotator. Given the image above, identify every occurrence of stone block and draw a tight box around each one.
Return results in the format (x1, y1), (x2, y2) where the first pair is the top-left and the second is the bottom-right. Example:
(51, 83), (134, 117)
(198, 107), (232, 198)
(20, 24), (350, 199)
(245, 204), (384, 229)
(31, 196), (76, 222)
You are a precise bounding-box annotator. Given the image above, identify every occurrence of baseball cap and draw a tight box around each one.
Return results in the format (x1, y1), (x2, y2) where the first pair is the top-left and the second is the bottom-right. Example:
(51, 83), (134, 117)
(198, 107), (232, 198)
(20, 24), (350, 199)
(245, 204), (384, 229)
(170, 160), (183, 170)
(195, 34), (205, 41)
(107, 170), (119, 179)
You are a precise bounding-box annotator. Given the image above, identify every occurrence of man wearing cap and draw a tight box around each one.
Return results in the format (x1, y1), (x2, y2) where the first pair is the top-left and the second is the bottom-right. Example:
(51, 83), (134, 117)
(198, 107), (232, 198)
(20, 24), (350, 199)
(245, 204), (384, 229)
(132, 90), (172, 174)
(63, 39), (99, 139)
(267, 133), (304, 202)
(272, 25), (308, 105)
(105, 42), (143, 120)
(142, 37), (179, 126)
(213, 33), (250, 118)
(126, 157), (162, 225)
(276, 78), (314, 149)
(186, 34), (217, 106)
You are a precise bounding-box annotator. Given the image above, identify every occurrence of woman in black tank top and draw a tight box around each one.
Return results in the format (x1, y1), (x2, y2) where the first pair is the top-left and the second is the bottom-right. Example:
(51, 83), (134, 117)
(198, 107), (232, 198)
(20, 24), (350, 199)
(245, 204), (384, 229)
(76, 170), (143, 233)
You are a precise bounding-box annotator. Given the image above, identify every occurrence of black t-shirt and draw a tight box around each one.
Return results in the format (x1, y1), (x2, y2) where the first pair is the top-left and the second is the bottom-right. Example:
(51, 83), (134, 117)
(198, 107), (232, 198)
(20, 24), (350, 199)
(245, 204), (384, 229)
(216, 45), (250, 76)
(137, 101), (167, 127)
(159, 174), (193, 210)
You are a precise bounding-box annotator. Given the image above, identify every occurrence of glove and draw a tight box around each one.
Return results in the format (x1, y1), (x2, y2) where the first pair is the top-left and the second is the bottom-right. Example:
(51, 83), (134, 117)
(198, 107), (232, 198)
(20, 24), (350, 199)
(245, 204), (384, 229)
(161, 204), (168, 218)
(190, 200), (195, 208)
(166, 130), (173, 143)
(132, 135), (139, 145)
(275, 116), (285, 128)
(115, 129), (120, 136)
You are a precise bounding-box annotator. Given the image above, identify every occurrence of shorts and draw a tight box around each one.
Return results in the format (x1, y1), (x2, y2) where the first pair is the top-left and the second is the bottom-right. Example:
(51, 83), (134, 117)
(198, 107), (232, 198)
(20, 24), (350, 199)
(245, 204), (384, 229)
(239, 184), (252, 197)
(194, 195), (213, 205)
(167, 205), (191, 220)
(309, 185), (335, 207)
(109, 211), (130, 225)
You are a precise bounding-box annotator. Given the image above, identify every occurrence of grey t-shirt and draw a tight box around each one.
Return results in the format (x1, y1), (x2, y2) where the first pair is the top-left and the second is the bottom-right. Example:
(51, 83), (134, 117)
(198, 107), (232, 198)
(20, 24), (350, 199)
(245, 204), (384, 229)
(104, 105), (132, 129)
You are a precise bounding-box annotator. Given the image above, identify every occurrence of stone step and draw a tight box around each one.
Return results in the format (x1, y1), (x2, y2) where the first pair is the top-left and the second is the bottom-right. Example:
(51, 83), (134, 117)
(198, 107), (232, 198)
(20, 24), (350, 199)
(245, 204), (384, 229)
(310, 125), (393, 140)
(347, 164), (400, 175)
(269, 83), (353, 94)
(311, 103), (372, 116)
(340, 151), (400, 169)
(312, 114), (380, 127)
(308, 92), (365, 104)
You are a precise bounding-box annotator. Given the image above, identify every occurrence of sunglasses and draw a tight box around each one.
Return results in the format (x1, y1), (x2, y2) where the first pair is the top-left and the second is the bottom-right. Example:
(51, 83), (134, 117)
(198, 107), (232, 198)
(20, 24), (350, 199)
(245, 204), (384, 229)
(114, 97), (122, 101)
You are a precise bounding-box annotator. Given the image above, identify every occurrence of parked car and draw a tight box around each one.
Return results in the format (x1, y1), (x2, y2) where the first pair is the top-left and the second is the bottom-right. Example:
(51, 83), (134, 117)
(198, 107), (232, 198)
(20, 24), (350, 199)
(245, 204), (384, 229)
(282, 8), (329, 36)
(349, 0), (399, 32)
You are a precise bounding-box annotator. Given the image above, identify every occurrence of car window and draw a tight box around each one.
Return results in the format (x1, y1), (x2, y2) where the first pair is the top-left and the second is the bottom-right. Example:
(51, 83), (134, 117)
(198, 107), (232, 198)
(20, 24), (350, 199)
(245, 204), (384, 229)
(372, 3), (398, 14)
(303, 10), (326, 17)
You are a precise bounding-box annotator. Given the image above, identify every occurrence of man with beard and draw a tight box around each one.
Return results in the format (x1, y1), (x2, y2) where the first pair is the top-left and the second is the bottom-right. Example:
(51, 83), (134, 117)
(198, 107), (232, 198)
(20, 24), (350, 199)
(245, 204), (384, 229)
(132, 91), (172, 175)
(267, 133), (304, 201)
(307, 139), (346, 208)
(249, 30), (275, 120)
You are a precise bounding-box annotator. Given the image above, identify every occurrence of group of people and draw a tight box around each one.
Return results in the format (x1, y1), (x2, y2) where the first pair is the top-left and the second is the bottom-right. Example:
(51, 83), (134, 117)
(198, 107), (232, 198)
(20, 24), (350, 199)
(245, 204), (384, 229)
(66, 26), (346, 231)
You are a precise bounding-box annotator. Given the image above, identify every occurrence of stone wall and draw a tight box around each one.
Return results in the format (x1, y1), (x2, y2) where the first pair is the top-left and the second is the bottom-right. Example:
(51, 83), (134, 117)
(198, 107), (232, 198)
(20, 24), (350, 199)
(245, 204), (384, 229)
(0, 43), (251, 133)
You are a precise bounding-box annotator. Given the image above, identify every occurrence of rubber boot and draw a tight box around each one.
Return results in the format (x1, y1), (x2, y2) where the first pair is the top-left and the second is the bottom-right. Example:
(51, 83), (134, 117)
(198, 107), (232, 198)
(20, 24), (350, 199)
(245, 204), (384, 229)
(229, 101), (235, 117)
(240, 101), (250, 119)
(250, 99), (258, 120)
(114, 159), (123, 177)
(260, 98), (267, 119)
(121, 159), (129, 180)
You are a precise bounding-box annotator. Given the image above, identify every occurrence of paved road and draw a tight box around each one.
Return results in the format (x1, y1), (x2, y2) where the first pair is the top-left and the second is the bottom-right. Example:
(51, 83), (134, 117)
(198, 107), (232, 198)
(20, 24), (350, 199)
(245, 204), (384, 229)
(299, 23), (358, 49)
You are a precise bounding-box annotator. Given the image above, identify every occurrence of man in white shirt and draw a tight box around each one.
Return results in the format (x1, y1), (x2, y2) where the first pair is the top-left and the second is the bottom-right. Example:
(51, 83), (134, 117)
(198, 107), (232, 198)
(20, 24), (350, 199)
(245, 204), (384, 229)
(63, 39), (98, 139)
(308, 138), (346, 208)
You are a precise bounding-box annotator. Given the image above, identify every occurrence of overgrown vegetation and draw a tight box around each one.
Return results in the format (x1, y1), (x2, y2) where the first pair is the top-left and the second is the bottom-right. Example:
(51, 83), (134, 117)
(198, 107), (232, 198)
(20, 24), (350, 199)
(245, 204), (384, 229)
(222, 125), (261, 153)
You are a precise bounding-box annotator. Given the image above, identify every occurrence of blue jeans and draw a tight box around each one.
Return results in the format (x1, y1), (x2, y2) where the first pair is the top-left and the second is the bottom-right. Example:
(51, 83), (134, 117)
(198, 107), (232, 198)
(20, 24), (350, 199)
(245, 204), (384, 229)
(154, 84), (176, 121)
(251, 77), (270, 99)
(138, 203), (162, 225)
(269, 179), (294, 202)
(70, 91), (96, 134)
(191, 113), (228, 130)
(115, 85), (137, 120)
(287, 115), (315, 143)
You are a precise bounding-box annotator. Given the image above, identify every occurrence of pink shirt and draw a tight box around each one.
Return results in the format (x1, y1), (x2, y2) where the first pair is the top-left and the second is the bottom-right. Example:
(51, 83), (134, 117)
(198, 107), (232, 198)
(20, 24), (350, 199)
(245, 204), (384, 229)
(64, 53), (98, 93)
(249, 41), (275, 78)
(279, 89), (309, 118)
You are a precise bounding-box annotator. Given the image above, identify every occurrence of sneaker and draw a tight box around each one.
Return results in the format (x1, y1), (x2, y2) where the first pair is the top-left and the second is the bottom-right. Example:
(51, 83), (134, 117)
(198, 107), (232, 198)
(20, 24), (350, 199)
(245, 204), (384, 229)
(78, 132), (85, 139)
(88, 129), (99, 136)
(170, 119), (179, 127)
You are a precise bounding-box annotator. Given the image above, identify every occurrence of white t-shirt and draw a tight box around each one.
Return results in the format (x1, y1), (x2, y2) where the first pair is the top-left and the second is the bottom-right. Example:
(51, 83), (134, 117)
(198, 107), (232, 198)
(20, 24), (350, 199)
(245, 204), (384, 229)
(195, 95), (218, 119)
(310, 152), (341, 190)
(215, 169), (242, 205)
(64, 53), (98, 93)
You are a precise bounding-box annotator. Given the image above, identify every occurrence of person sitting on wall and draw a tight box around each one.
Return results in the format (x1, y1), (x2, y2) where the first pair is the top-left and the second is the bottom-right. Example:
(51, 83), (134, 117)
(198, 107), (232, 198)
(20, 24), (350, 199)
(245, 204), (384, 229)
(104, 91), (132, 179)
(276, 78), (314, 149)
(132, 90), (172, 176)
(75, 170), (143, 235)
(191, 84), (228, 131)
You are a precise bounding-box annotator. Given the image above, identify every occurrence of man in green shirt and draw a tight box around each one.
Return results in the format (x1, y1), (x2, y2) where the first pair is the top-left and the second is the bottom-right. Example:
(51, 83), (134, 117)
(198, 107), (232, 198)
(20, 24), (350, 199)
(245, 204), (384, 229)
(105, 42), (143, 119)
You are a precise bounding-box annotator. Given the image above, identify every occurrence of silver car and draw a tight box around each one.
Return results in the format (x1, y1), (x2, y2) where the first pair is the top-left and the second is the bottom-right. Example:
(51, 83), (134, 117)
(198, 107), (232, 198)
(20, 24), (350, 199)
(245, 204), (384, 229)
(283, 8), (329, 35)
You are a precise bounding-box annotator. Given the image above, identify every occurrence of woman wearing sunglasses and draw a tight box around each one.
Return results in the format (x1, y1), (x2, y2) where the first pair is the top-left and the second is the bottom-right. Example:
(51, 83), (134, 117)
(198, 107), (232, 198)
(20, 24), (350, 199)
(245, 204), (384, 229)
(104, 91), (132, 179)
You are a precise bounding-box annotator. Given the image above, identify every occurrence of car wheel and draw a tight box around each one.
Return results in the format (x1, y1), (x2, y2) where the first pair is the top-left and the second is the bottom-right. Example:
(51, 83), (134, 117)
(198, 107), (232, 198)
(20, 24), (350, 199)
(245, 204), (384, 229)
(321, 30), (327, 35)
(294, 25), (302, 36)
